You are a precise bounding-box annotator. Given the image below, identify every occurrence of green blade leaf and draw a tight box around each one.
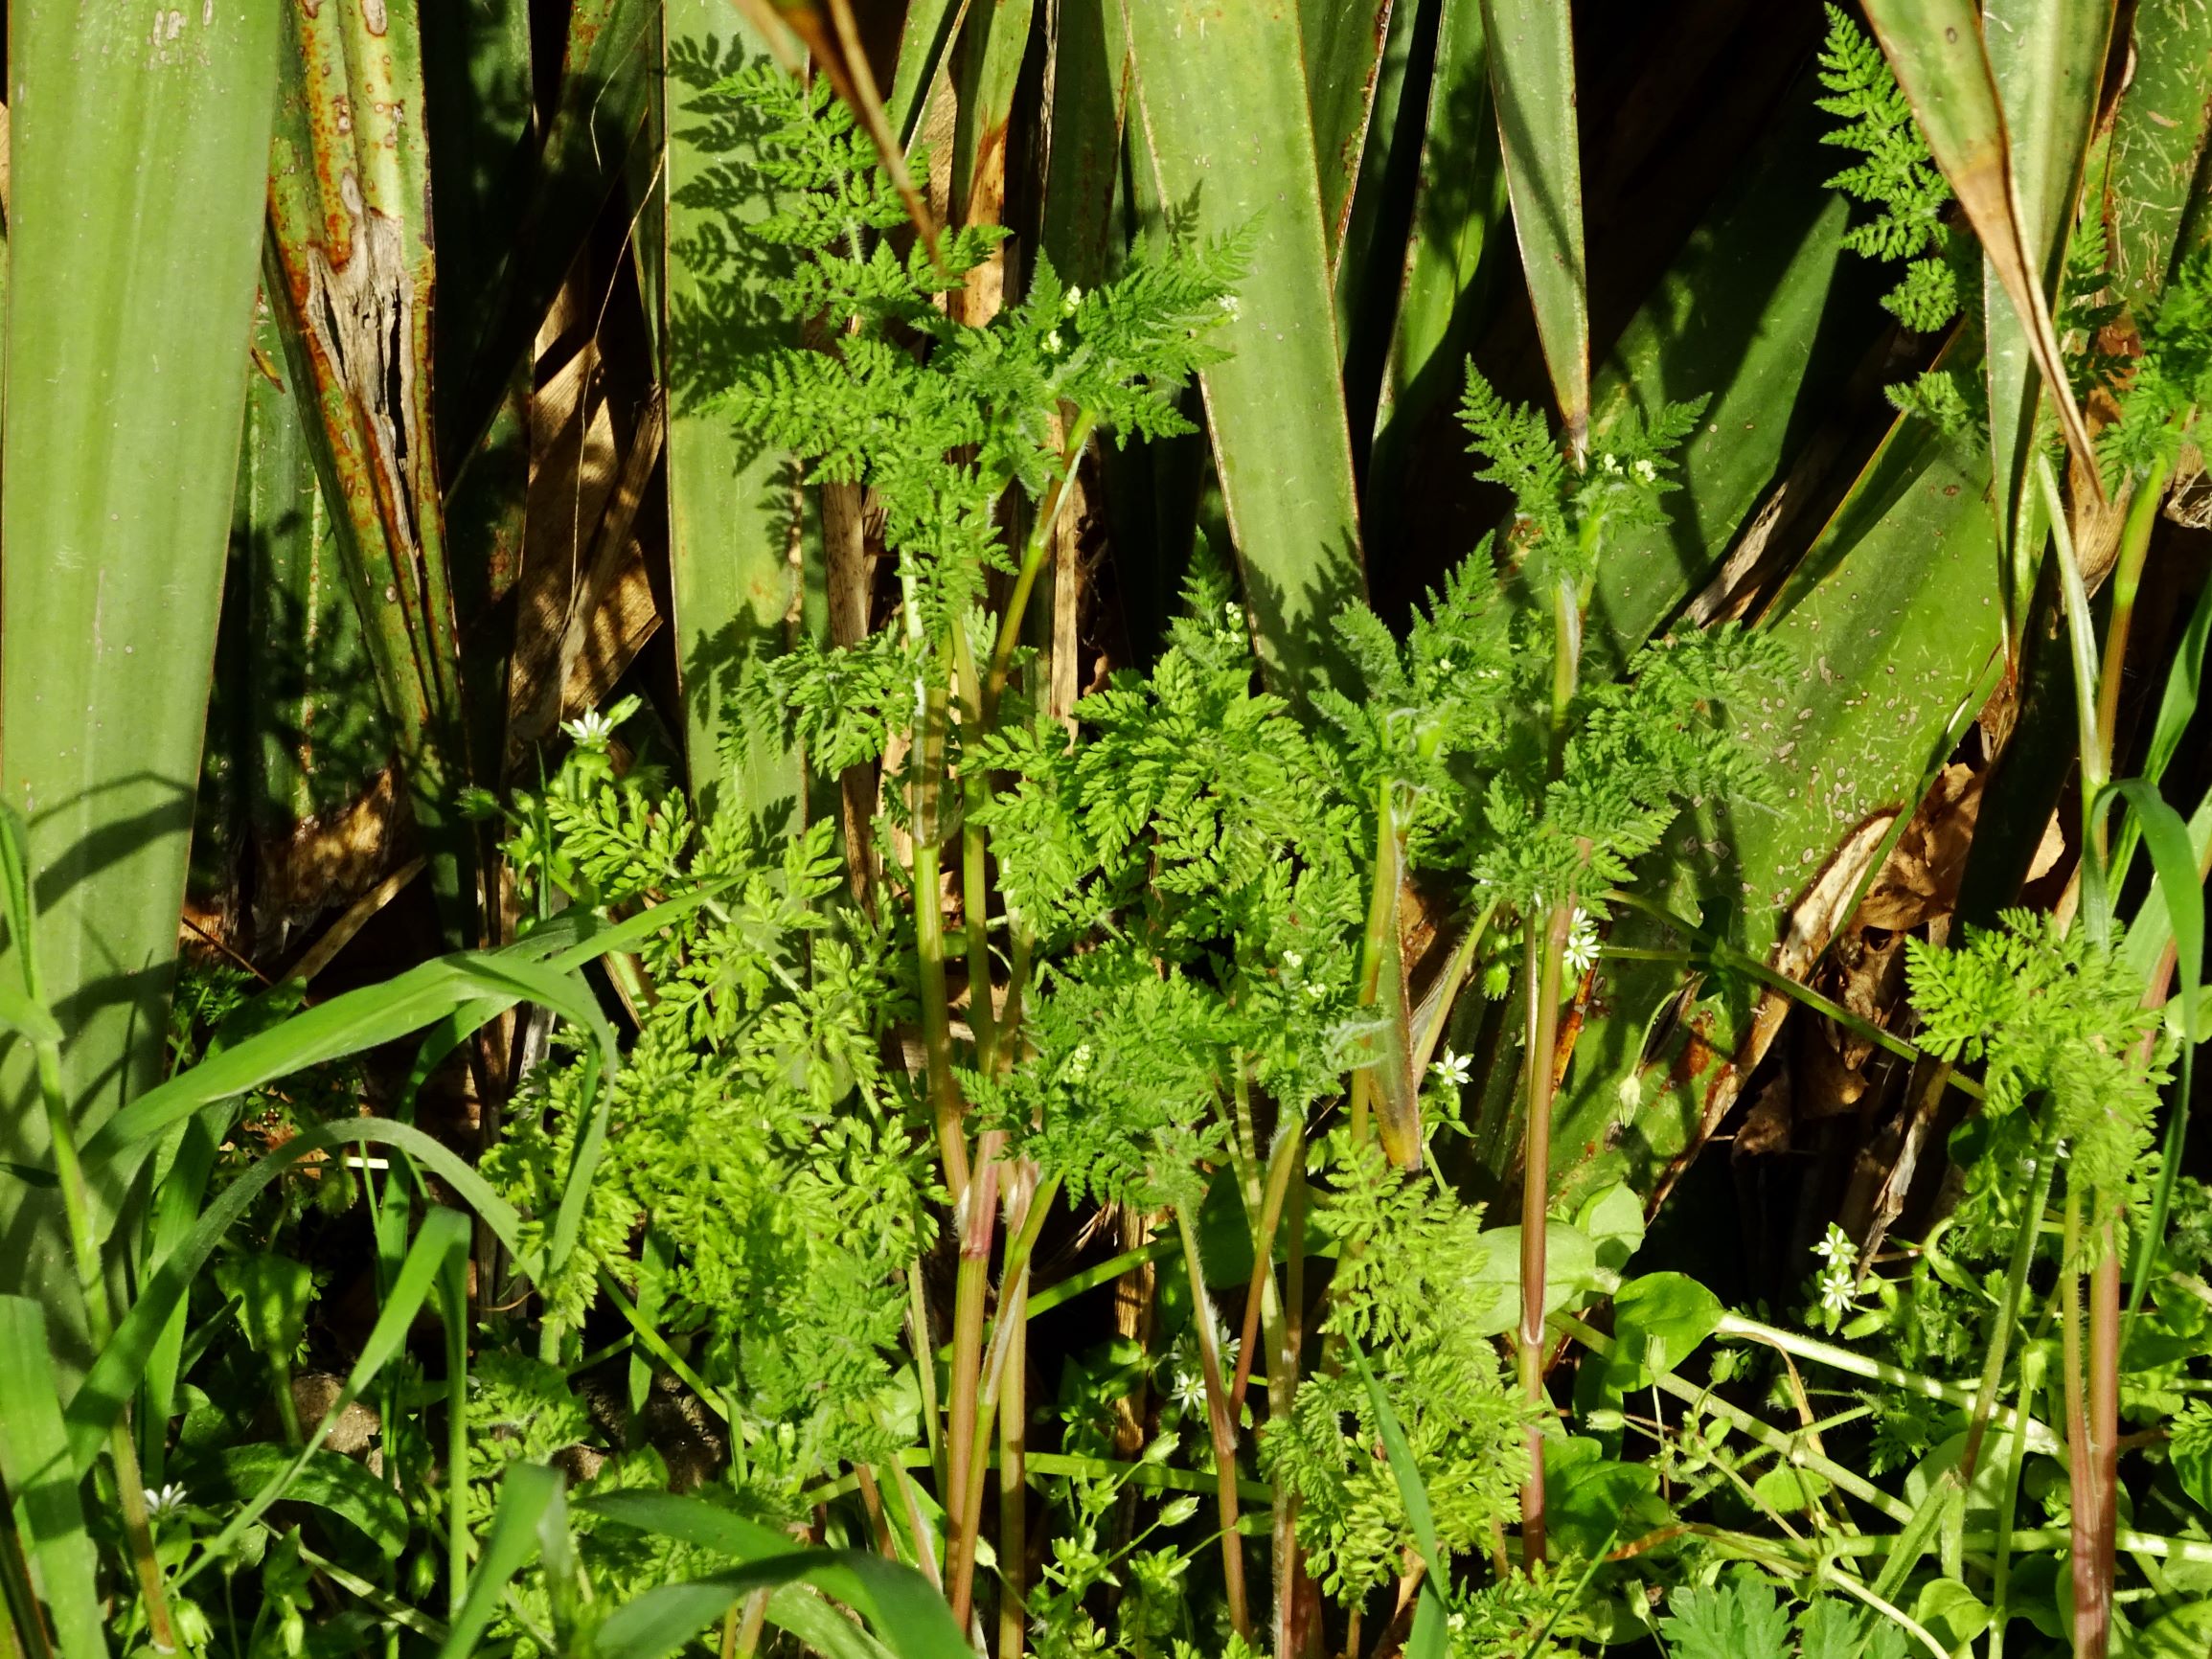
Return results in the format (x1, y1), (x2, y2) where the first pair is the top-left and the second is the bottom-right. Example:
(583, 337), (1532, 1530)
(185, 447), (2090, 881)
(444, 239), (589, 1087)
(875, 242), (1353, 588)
(1126, 0), (1367, 698)
(194, 1444), (409, 1560)
(2106, 779), (2202, 1323)
(434, 1462), (566, 1659)
(0, 1300), (105, 1659)
(263, 1), (476, 936)
(0, 0), (280, 1377)
(580, 1492), (971, 1659)
(1858, 0), (2101, 484)
(183, 1208), (469, 1573)
(1479, 0), (1587, 449)
(1303, 0), (1394, 263)
(1345, 1340), (1448, 1659)
(65, 1123), (522, 1478)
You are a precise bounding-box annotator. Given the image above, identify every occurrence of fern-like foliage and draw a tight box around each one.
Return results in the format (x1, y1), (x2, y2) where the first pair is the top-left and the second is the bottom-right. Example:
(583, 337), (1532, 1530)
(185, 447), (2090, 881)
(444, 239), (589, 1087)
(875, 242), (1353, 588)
(716, 67), (1241, 652)
(1260, 1140), (1528, 1602)
(1907, 910), (2171, 1228)
(1816, 5), (1965, 333)
(1659, 1571), (1908, 1659)
(2100, 246), (2212, 489)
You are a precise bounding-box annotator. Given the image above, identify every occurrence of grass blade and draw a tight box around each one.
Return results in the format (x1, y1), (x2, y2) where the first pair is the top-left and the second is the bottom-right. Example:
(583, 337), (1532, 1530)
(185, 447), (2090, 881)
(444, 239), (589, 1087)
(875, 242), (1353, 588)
(1346, 1340), (1448, 1659)
(1126, 0), (1367, 697)
(581, 1492), (971, 1659)
(2107, 780), (2202, 1324)
(664, 4), (806, 818)
(1479, 0), (1588, 449)
(1859, 0), (2101, 486)
(434, 1462), (565, 1659)
(183, 1207), (468, 1574)
(889, 0), (966, 148)
(0, 0), (280, 1375)
(0, 1301), (104, 1659)
(66, 1121), (524, 1478)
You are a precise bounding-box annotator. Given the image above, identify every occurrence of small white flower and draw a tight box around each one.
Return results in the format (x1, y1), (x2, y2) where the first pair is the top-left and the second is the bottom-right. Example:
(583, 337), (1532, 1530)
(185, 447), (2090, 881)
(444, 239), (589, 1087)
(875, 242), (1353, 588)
(1219, 294), (1241, 321)
(1562, 908), (1601, 979)
(562, 708), (618, 751)
(1282, 949), (1304, 969)
(1062, 284), (1083, 314)
(1631, 457), (1658, 484)
(1430, 1048), (1472, 1089)
(144, 1484), (190, 1523)
(1045, 329), (1064, 353)
(1435, 657), (1452, 674)
(1599, 452), (1623, 475)
(1223, 602), (1244, 628)
(1817, 1261), (1858, 1318)
(1067, 1043), (1094, 1080)
(1813, 1222), (1857, 1270)
(1307, 982), (1328, 1000)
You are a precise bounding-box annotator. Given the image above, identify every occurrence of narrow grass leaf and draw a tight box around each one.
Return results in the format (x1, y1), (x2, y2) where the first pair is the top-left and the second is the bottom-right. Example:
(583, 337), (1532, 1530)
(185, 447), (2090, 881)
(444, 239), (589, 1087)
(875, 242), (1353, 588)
(582, 1492), (969, 1659)
(1346, 1341), (1447, 1659)
(889, 0), (965, 148)
(66, 1126), (521, 1477)
(181, 1208), (468, 1574)
(2106, 780), (2202, 1324)
(0, 1301), (104, 1659)
(434, 1462), (565, 1659)
(1479, 0), (1587, 449)
(1859, 0), (2101, 485)
(2112, 568), (2212, 892)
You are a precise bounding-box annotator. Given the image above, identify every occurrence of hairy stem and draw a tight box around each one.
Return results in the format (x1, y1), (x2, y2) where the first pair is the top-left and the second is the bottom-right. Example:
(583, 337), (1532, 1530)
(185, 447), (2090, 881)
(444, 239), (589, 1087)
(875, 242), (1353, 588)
(1174, 1202), (1249, 1641)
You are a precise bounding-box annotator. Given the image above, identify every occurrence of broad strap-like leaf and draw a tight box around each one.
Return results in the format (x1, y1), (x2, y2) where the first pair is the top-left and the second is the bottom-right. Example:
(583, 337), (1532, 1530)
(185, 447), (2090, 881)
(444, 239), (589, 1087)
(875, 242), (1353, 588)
(1480, 0), (1588, 450)
(1125, 0), (1367, 699)
(1980, 0), (2115, 650)
(2108, 0), (2212, 314)
(1859, 0), (2101, 486)
(0, 0), (280, 1378)
(0, 1299), (106, 1659)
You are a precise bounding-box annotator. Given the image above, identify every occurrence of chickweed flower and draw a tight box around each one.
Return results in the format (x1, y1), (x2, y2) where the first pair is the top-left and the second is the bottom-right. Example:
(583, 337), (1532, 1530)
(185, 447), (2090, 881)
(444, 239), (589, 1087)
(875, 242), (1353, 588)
(1430, 1048), (1472, 1089)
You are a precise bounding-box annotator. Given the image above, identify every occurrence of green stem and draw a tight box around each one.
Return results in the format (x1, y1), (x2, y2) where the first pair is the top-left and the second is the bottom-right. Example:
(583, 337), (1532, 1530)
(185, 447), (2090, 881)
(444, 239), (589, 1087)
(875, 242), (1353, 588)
(1989, 1340), (2048, 1659)
(442, 1241), (470, 1623)
(2092, 455), (2170, 773)
(987, 410), (1097, 717)
(949, 621), (996, 1074)
(1230, 1121), (1301, 1420)
(1518, 903), (1573, 1567)
(945, 1146), (1001, 1629)
(35, 1041), (176, 1653)
(1174, 1202), (1249, 1642)
(912, 672), (969, 1202)
(1709, 1313), (2063, 1454)
(1960, 1129), (2058, 1479)
(1555, 1312), (1914, 1524)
